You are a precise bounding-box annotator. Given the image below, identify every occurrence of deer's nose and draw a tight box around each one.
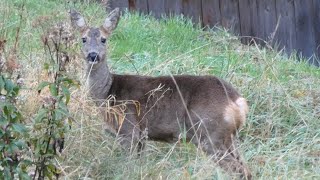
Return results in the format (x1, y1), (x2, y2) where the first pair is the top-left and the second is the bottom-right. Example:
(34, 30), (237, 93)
(88, 52), (98, 61)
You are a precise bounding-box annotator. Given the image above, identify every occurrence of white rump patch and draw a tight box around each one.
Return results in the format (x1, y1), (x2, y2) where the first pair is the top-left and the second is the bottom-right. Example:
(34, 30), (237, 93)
(224, 97), (248, 128)
(235, 97), (249, 120)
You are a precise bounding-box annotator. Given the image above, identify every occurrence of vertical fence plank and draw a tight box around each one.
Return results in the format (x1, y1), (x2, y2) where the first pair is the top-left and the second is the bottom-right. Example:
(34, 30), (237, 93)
(313, 0), (320, 66)
(238, 0), (251, 43)
(256, 0), (277, 44)
(202, 0), (221, 27)
(108, 0), (129, 11)
(129, 0), (149, 14)
(165, 0), (183, 16)
(220, 0), (240, 35)
(295, 0), (316, 61)
(181, 0), (202, 25)
(275, 0), (296, 55)
(239, 0), (258, 44)
(147, 0), (166, 19)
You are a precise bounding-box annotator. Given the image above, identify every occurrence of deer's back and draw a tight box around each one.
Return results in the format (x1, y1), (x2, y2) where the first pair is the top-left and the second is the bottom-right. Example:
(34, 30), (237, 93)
(108, 74), (246, 142)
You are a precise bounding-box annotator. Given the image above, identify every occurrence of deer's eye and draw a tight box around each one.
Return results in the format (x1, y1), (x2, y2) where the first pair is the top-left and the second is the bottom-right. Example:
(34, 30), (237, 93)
(101, 38), (106, 44)
(82, 37), (87, 43)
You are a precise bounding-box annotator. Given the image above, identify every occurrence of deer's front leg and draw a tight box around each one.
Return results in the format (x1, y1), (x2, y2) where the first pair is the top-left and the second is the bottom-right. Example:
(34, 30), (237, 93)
(117, 111), (141, 154)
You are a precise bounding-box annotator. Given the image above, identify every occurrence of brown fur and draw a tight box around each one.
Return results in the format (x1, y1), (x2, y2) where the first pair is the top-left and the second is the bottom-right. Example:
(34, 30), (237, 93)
(70, 8), (252, 179)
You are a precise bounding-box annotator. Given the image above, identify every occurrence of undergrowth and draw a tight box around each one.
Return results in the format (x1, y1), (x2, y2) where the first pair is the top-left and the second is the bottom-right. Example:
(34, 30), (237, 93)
(1, 0), (320, 179)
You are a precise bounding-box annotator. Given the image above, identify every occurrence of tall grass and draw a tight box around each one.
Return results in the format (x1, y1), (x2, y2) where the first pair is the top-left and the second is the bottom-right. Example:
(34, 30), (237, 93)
(1, 0), (320, 179)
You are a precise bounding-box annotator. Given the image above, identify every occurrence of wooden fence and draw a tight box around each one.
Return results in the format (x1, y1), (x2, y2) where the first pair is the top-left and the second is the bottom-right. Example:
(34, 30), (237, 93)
(108, 0), (320, 66)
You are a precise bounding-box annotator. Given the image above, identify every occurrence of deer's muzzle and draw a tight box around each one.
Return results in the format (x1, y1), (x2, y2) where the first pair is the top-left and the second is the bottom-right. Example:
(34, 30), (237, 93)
(87, 52), (100, 64)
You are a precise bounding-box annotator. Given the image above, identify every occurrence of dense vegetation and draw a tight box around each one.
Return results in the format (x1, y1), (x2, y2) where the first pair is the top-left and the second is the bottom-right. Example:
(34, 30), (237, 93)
(1, 0), (320, 179)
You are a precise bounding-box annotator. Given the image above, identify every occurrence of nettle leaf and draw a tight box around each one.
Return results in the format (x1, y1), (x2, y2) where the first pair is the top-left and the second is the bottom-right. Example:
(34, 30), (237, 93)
(12, 123), (28, 134)
(3, 105), (11, 116)
(0, 76), (5, 91)
(0, 116), (8, 126)
(7, 142), (19, 155)
(47, 163), (60, 175)
(35, 108), (48, 123)
(61, 85), (70, 104)
(58, 77), (72, 84)
(14, 139), (27, 149)
(44, 166), (54, 179)
(11, 111), (22, 122)
(58, 101), (68, 113)
(37, 81), (50, 93)
(12, 86), (20, 96)
(43, 62), (50, 70)
(4, 78), (14, 93)
(3, 167), (12, 180)
(0, 141), (5, 150)
(49, 84), (58, 96)
(0, 131), (4, 139)
(54, 109), (63, 120)
(17, 168), (31, 180)
(59, 77), (80, 88)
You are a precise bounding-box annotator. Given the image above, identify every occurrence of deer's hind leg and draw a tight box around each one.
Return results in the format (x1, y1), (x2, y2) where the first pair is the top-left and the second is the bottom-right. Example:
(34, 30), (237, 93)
(216, 133), (251, 180)
(191, 128), (251, 179)
(187, 110), (251, 179)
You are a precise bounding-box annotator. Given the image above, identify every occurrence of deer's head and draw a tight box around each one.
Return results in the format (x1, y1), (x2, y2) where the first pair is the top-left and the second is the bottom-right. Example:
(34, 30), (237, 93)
(70, 8), (120, 65)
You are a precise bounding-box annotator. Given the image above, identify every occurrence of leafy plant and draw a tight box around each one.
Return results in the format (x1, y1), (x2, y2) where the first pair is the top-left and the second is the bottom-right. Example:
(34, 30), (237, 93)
(30, 22), (78, 179)
(0, 75), (31, 179)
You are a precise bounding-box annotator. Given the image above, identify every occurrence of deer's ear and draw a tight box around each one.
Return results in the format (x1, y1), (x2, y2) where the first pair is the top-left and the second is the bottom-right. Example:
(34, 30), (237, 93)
(69, 9), (87, 31)
(102, 8), (120, 33)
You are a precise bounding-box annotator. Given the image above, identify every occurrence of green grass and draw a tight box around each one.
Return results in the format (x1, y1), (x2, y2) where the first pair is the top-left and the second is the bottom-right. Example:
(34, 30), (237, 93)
(1, 0), (320, 179)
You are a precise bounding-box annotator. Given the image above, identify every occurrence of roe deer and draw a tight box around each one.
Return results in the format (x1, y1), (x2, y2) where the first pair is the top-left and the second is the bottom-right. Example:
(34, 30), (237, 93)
(70, 8), (252, 179)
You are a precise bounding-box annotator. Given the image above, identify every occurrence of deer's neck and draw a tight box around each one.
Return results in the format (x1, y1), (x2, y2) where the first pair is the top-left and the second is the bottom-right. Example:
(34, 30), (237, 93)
(86, 61), (113, 104)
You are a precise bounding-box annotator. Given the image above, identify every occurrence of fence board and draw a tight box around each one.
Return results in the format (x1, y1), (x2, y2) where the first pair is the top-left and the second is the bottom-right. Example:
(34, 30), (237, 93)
(257, 0), (277, 45)
(295, 0), (316, 62)
(181, 0), (202, 25)
(239, 0), (258, 44)
(274, 0), (296, 54)
(147, 0), (166, 19)
(201, 0), (221, 27)
(220, 0), (240, 35)
(108, 0), (129, 11)
(313, 0), (320, 66)
(165, 0), (183, 16)
(134, 0), (149, 14)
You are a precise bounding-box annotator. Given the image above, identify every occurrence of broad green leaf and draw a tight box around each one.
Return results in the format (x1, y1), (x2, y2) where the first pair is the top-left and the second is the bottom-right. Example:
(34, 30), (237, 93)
(14, 139), (27, 149)
(18, 169), (31, 180)
(35, 108), (48, 122)
(37, 81), (50, 93)
(61, 85), (70, 104)
(7, 142), (19, 154)
(0, 141), (5, 150)
(12, 123), (28, 134)
(43, 62), (50, 70)
(49, 84), (58, 96)
(3, 105), (11, 116)
(0, 76), (5, 90)
(0, 117), (8, 126)
(4, 78), (14, 93)
(3, 167), (12, 180)
(12, 86), (20, 96)
(58, 102), (68, 114)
